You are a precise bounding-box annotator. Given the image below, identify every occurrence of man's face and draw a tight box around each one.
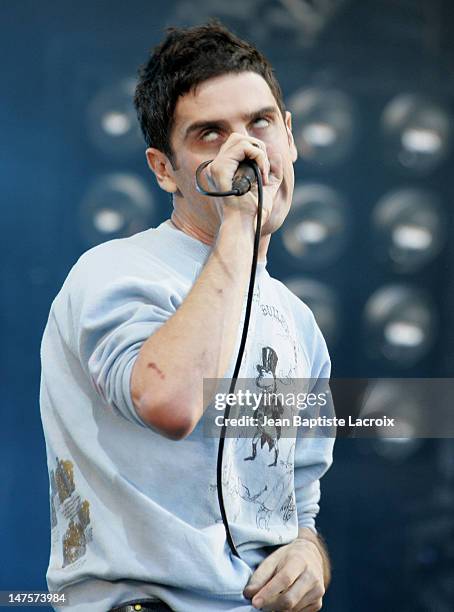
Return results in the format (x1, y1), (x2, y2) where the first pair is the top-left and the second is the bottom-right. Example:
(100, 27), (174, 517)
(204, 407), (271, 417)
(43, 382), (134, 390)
(148, 71), (297, 237)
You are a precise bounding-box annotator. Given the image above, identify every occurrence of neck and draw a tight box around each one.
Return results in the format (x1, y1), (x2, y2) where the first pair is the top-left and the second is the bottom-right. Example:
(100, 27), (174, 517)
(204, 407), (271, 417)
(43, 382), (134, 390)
(170, 210), (270, 262)
(170, 211), (214, 245)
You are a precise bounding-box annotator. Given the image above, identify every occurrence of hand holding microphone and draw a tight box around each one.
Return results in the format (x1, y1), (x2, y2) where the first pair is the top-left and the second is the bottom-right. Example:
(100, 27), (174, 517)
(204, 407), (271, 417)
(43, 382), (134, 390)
(195, 132), (283, 227)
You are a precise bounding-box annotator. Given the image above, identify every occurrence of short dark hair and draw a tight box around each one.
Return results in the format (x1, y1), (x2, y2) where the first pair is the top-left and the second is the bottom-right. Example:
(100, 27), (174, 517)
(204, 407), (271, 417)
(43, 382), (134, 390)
(133, 20), (286, 165)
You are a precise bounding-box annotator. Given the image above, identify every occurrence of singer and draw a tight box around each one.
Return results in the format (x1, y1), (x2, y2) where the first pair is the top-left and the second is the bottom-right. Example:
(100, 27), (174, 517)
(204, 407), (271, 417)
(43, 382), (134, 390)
(40, 21), (334, 612)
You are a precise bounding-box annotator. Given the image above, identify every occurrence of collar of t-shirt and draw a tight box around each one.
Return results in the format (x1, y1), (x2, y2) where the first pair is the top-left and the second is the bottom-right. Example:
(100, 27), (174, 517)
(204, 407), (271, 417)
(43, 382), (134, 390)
(160, 219), (267, 275)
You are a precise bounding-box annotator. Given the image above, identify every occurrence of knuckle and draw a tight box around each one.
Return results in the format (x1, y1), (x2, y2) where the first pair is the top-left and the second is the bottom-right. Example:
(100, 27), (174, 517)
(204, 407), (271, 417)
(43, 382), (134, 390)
(295, 558), (308, 573)
(208, 163), (219, 180)
(246, 138), (263, 151)
(228, 132), (242, 143)
(280, 594), (296, 609)
(241, 138), (254, 147)
(280, 572), (293, 587)
(252, 136), (265, 146)
(244, 142), (257, 153)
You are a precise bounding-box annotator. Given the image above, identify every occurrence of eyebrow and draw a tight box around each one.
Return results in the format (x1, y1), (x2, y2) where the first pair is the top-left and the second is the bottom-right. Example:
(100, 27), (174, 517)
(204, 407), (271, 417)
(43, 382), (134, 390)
(183, 106), (278, 141)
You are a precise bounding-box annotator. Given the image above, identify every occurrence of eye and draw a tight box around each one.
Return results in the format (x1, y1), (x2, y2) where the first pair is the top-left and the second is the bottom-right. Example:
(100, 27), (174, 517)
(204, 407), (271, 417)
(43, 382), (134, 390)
(201, 130), (220, 142)
(253, 117), (271, 129)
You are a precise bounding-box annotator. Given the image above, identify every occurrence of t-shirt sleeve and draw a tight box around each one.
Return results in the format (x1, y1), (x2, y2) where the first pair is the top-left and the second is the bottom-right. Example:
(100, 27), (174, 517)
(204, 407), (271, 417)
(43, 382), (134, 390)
(293, 307), (335, 532)
(70, 251), (177, 427)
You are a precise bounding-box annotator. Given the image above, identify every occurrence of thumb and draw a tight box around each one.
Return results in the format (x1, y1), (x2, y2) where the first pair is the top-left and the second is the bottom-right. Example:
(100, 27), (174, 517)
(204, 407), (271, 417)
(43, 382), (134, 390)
(264, 151), (283, 195)
(265, 143), (283, 180)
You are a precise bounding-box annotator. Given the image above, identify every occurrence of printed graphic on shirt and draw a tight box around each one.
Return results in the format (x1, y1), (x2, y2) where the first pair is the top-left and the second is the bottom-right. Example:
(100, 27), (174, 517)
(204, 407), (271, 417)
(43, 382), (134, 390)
(238, 443), (296, 532)
(220, 436), (296, 544)
(49, 458), (93, 568)
(260, 303), (290, 335)
(260, 302), (301, 379)
(219, 290), (309, 543)
(223, 343), (299, 538)
(244, 346), (284, 467)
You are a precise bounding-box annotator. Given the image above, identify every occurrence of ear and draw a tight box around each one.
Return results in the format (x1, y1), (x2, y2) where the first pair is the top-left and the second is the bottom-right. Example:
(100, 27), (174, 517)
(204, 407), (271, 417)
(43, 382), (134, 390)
(145, 148), (178, 193)
(285, 111), (298, 163)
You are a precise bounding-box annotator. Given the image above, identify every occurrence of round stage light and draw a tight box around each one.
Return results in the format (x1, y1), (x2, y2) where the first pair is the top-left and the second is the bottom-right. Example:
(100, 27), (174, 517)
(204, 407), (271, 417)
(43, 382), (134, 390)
(282, 184), (348, 266)
(381, 94), (452, 173)
(87, 77), (143, 157)
(288, 87), (357, 165)
(373, 188), (446, 272)
(283, 277), (340, 346)
(363, 285), (437, 367)
(358, 380), (423, 460)
(79, 173), (154, 246)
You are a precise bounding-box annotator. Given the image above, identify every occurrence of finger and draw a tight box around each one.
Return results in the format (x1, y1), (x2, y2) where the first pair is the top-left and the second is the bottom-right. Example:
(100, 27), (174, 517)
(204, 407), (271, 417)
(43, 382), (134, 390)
(250, 564), (302, 609)
(230, 140), (270, 184)
(222, 132), (269, 158)
(222, 135), (270, 180)
(297, 598), (323, 612)
(242, 142), (270, 184)
(260, 573), (319, 611)
(210, 140), (270, 190)
(243, 554), (280, 598)
(295, 584), (325, 611)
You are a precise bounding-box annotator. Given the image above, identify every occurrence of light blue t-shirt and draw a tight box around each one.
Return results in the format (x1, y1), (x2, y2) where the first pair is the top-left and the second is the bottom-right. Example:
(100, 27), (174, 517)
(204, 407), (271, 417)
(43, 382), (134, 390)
(40, 219), (334, 611)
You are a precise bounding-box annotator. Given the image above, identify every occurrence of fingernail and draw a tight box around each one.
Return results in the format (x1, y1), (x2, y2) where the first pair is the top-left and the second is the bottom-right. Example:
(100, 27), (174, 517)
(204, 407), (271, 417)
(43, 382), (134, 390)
(253, 597), (263, 608)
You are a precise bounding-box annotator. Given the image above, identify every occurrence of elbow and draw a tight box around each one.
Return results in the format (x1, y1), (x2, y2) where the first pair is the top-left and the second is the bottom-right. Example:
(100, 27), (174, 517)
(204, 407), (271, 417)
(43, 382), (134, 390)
(133, 391), (197, 441)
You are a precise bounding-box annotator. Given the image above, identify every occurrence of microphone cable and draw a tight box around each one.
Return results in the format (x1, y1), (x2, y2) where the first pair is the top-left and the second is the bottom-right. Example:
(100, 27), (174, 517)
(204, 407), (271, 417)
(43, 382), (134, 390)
(195, 158), (263, 559)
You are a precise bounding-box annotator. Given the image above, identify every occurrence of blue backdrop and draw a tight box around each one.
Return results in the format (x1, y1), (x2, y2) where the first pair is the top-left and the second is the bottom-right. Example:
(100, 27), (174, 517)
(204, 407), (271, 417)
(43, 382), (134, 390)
(1, 1), (453, 610)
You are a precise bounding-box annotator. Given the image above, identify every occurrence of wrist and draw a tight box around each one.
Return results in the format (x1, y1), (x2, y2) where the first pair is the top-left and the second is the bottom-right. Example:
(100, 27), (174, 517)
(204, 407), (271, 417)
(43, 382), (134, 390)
(216, 214), (255, 255)
(296, 528), (331, 588)
(220, 208), (255, 234)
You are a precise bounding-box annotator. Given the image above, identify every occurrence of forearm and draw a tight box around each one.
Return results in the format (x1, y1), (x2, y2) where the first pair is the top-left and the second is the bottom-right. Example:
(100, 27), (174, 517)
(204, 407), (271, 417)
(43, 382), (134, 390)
(297, 527), (331, 588)
(131, 213), (255, 438)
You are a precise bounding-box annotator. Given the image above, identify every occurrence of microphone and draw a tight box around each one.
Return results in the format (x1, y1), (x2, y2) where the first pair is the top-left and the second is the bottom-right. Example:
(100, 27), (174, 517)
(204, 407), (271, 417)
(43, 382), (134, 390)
(232, 159), (257, 195)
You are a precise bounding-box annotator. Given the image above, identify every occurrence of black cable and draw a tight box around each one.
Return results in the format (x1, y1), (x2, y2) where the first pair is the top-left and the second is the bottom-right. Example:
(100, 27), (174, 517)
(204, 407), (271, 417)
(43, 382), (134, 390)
(195, 158), (263, 559)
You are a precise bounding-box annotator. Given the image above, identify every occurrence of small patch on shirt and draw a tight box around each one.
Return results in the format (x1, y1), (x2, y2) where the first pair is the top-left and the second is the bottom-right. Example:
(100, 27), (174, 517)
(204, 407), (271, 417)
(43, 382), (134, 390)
(50, 458), (93, 568)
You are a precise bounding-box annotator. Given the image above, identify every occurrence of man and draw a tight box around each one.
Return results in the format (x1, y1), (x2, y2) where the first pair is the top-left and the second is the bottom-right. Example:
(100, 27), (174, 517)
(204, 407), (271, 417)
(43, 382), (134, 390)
(40, 21), (334, 612)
